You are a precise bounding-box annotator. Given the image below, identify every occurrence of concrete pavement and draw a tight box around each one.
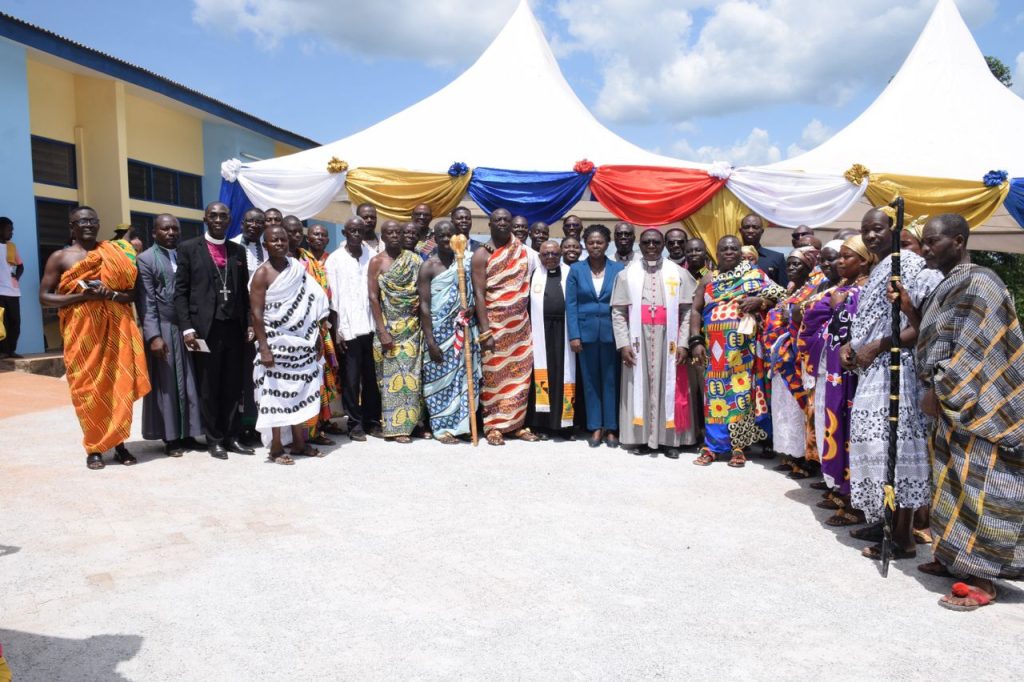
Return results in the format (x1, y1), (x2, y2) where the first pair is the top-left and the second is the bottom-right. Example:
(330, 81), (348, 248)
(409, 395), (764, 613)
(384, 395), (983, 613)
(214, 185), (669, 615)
(0, 374), (1021, 680)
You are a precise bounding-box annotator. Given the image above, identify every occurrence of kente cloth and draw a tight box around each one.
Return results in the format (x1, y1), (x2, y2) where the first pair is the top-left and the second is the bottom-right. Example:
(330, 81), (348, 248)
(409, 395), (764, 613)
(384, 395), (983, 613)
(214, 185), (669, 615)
(917, 264), (1024, 579)
(252, 258), (329, 440)
(800, 284), (861, 494)
(373, 249), (423, 437)
(58, 240), (150, 453)
(530, 264), (575, 428)
(700, 261), (785, 454)
(762, 273), (825, 460)
(137, 245), (202, 442)
(481, 238), (533, 433)
(416, 237), (437, 261)
(610, 259), (696, 449)
(300, 249), (340, 434)
(849, 251), (942, 521)
(424, 254), (480, 437)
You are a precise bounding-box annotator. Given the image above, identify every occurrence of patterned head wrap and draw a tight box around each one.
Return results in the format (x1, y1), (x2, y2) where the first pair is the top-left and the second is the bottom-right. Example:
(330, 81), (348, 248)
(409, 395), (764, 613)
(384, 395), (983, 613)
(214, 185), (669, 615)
(789, 246), (819, 268)
(903, 214), (928, 241)
(740, 245), (758, 261)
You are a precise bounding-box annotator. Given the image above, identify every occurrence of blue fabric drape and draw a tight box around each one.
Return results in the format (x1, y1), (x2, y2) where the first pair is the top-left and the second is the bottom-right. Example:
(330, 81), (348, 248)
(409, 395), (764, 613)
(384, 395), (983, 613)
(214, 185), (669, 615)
(218, 178), (255, 239)
(467, 167), (594, 226)
(1006, 178), (1024, 230)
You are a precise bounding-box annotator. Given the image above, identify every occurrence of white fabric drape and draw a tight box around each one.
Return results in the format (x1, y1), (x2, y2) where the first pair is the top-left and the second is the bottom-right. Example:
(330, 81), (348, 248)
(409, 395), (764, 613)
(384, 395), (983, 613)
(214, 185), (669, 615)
(727, 167), (867, 228)
(236, 166), (347, 219)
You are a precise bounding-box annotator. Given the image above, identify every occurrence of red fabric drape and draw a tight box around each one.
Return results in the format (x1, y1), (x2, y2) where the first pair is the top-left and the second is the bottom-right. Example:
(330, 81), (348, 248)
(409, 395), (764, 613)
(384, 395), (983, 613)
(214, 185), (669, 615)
(589, 166), (726, 226)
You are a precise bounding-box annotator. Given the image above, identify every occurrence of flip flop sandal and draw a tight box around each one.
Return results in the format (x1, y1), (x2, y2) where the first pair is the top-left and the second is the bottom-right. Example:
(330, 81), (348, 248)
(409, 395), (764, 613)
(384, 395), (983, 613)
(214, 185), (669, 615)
(436, 433), (459, 445)
(86, 453), (105, 470)
(917, 560), (953, 578)
(825, 510), (862, 527)
(692, 450), (716, 466)
(486, 430), (505, 446)
(849, 523), (884, 541)
(816, 498), (843, 510)
(309, 434), (335, 446)
(939, 582), (996, 611)
(913, 528), (933, 545)
(727, 451), (747, 468)
(267, 451), (295, 465)
(861, 543), (916, 561)
(293, 445), (326, 457)
(513, 428), (540, 442)
(392, 436), (413, 444)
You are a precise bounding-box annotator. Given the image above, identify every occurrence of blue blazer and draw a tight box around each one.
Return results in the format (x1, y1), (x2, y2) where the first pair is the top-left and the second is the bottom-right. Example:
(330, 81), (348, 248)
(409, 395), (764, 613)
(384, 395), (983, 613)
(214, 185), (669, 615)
(565, 259), (625, 344)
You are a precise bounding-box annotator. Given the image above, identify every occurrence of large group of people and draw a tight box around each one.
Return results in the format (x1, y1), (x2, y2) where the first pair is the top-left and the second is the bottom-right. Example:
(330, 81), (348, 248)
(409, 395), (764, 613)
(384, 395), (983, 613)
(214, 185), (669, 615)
(38, 198), (1023, 611)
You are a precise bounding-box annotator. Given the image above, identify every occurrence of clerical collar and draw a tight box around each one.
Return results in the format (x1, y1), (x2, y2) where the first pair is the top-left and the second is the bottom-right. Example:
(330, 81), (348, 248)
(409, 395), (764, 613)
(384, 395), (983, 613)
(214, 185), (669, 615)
(644, 258), (662, 269)
(205, 233), (226, 246)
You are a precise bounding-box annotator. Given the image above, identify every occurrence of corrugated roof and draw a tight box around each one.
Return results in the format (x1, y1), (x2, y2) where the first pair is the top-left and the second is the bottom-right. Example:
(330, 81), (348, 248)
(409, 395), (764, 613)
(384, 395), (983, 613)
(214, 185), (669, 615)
(0, 11), (319, 150)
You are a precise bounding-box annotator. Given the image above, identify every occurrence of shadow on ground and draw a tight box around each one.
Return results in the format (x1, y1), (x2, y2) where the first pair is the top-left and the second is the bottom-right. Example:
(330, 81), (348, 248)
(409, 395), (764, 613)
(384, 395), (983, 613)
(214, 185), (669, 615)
(0, 629), (142, 682)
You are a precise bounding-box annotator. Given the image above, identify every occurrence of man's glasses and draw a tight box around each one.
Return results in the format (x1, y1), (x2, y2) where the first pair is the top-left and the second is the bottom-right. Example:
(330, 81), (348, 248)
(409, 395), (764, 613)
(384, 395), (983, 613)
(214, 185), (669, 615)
(72, 218), (99, 227)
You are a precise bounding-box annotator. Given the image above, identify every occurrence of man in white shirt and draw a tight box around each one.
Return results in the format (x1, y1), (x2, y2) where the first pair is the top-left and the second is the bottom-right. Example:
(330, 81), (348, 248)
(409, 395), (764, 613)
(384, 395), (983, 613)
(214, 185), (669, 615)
(0, 217), (23, 358)
(326, 216), (382, 440)
(230, 208), (267, 275)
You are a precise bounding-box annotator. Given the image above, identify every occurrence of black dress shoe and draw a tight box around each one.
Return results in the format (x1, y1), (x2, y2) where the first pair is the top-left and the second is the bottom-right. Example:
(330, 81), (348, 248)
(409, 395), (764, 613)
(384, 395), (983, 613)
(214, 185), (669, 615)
(663, 448), (681, 459)
(164, 440), (185, 458)
(209, 443), (229, 460)
(223, 439), (255, 455)
(180, 437), (203, 451)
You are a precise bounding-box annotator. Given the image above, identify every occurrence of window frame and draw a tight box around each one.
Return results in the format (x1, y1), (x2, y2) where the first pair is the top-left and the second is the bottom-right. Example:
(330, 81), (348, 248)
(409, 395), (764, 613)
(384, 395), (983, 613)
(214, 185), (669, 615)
(126, 158), (203, 210)
(31, 135), (78, 189)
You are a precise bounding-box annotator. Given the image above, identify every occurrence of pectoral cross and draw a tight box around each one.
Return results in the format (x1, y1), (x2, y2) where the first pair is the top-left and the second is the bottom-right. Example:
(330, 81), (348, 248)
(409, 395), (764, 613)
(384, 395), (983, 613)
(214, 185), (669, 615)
(648, 304), (658, 319)
(219, 281), (231, 302)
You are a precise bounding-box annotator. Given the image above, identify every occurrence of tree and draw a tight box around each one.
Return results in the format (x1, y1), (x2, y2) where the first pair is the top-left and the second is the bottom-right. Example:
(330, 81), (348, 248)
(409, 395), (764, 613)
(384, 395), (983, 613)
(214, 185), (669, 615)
(975, 56), (1021, 317)
(985, 56), (1013, 88)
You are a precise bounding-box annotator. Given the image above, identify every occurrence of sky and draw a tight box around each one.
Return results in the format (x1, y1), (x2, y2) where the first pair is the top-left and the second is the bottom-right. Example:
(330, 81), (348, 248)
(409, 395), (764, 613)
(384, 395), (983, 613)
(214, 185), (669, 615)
(3, 0), (1023, 167)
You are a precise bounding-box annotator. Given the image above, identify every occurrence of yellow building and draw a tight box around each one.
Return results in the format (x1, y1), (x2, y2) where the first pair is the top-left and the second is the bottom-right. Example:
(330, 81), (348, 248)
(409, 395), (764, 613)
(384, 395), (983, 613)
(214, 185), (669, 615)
(0, 12), (318, 353)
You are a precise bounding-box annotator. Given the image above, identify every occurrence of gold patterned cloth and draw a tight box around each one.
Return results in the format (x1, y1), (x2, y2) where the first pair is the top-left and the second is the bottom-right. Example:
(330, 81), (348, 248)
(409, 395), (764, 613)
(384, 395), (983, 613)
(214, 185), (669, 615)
(373, 250), (423, 436)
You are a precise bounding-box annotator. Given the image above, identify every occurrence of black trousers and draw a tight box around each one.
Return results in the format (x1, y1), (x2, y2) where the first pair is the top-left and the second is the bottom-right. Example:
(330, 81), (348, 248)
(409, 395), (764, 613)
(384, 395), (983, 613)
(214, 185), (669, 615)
(240, 340), (258, 427)
(0, 295), (20, 355)
(341, 333), (381, 434)
(192, 319), (245, 444)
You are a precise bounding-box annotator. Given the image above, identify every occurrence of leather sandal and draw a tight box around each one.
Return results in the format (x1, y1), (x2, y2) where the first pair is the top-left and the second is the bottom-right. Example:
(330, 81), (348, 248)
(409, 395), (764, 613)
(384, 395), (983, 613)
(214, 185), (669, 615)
(692, 449), (715, 466)
(727, 450), (747, 468)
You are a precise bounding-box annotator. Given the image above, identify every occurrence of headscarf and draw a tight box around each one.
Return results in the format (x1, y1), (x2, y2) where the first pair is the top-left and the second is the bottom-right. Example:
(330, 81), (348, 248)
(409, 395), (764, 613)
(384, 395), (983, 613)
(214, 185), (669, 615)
(823, 239), (844, 253)
(841, 235), (874, 265)
(789, 246), (819, 268)
(740, 245), (758, 261)
(903, 214), (928, 241)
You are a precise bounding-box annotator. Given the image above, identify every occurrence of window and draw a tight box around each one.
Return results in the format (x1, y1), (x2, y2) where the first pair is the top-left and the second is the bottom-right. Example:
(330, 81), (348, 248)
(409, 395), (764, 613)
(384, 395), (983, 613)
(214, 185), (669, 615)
(31, 137), (77, 188)
(129, 213), (203, 248)
(126, 159), (203, 209)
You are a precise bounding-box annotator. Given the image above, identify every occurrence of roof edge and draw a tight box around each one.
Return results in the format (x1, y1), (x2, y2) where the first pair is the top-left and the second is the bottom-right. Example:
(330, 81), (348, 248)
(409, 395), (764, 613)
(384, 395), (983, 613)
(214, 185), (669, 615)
(0, 12), (319, 150)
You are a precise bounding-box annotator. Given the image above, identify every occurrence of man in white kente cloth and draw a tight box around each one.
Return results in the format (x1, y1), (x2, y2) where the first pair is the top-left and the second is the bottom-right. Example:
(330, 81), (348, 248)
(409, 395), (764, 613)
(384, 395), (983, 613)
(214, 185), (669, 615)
(249, 225), (330, 465)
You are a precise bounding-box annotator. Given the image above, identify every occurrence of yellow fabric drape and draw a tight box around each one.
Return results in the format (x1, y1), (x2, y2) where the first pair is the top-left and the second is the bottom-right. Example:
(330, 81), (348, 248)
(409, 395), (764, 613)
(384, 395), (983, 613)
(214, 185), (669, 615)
(865, 174), (1009, 229)
(344, 167), (472, 221)
(681, 187), (749, 263)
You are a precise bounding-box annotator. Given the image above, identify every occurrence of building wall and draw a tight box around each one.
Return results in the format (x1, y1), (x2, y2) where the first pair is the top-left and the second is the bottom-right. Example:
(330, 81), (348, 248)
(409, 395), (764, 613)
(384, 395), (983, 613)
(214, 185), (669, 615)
(0, 40), (44, 354)
(25, 58), (75, 143)
(125, 93), (204, 175)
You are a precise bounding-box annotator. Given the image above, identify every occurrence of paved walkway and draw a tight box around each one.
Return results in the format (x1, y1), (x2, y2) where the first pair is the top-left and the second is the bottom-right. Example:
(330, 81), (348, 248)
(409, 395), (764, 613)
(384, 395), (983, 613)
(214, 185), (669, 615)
(0, 374), (1021, 680)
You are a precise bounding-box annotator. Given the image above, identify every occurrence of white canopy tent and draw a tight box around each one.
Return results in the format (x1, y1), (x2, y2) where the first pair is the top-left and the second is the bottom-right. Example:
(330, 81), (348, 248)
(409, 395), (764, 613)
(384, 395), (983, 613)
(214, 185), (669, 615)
(768, 0), (1024, 252)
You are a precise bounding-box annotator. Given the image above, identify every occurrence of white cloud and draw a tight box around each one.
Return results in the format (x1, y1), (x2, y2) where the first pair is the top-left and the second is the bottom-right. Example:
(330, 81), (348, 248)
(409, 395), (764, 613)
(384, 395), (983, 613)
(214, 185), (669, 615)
(785, 118), (833, 158)
(673, 127), (782, 166)
(191, 0), (518, 63)
(554, 0), (997, 123)
(1014, 52), (1024, 97)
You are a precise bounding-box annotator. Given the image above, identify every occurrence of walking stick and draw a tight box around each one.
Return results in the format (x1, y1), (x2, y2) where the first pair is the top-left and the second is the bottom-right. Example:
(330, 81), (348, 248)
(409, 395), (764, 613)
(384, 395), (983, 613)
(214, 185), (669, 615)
(450, 234), (479, 446)
(880, 196), (904, 578)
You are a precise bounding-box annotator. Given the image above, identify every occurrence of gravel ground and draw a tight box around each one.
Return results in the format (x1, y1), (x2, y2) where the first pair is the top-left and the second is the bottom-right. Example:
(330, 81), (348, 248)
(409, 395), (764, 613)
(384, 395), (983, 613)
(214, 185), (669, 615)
(1, 392), (1021, 681)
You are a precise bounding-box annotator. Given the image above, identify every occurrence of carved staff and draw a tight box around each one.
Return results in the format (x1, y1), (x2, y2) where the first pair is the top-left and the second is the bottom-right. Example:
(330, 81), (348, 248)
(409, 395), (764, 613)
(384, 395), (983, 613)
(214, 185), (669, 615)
(880, 196), (904, 577)
(450, 234), (479, 446)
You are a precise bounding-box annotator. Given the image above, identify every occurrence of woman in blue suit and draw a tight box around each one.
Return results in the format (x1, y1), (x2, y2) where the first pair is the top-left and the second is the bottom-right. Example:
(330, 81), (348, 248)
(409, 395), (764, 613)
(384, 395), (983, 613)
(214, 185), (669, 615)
(566, 224), (624, 448)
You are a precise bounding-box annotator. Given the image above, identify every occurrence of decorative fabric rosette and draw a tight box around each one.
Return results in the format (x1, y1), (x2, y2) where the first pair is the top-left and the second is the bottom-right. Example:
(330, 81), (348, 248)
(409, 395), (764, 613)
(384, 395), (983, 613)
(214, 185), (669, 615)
(843, 163), (871, 186)
(448, 161), (469, 177)
(983, 169), (1008, 187)
(326, 157), (349, 174)
(573, 159), (595, 174)
(220, 158), (243, 182)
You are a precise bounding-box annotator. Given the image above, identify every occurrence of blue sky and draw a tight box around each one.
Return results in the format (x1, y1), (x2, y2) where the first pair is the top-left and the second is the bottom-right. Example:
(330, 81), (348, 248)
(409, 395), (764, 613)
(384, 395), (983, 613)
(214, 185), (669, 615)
(4, 0), (1022, 166)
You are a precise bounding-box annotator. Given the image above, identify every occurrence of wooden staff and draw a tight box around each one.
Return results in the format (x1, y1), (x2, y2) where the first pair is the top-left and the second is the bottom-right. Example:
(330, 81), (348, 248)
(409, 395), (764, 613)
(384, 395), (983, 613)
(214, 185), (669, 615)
(880, 196), (904, 578)
(450, 234), (479, 446)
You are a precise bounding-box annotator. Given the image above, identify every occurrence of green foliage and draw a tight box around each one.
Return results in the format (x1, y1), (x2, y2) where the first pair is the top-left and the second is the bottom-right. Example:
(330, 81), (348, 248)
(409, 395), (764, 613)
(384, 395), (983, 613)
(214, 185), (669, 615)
(971, 251), (1024, 319)
(985, 56), (1013, 88)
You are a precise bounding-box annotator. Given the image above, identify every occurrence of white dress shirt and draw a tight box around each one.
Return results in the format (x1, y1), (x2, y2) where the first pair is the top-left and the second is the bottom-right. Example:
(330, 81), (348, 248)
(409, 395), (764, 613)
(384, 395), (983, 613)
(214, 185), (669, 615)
(325, 244), (374, 341)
